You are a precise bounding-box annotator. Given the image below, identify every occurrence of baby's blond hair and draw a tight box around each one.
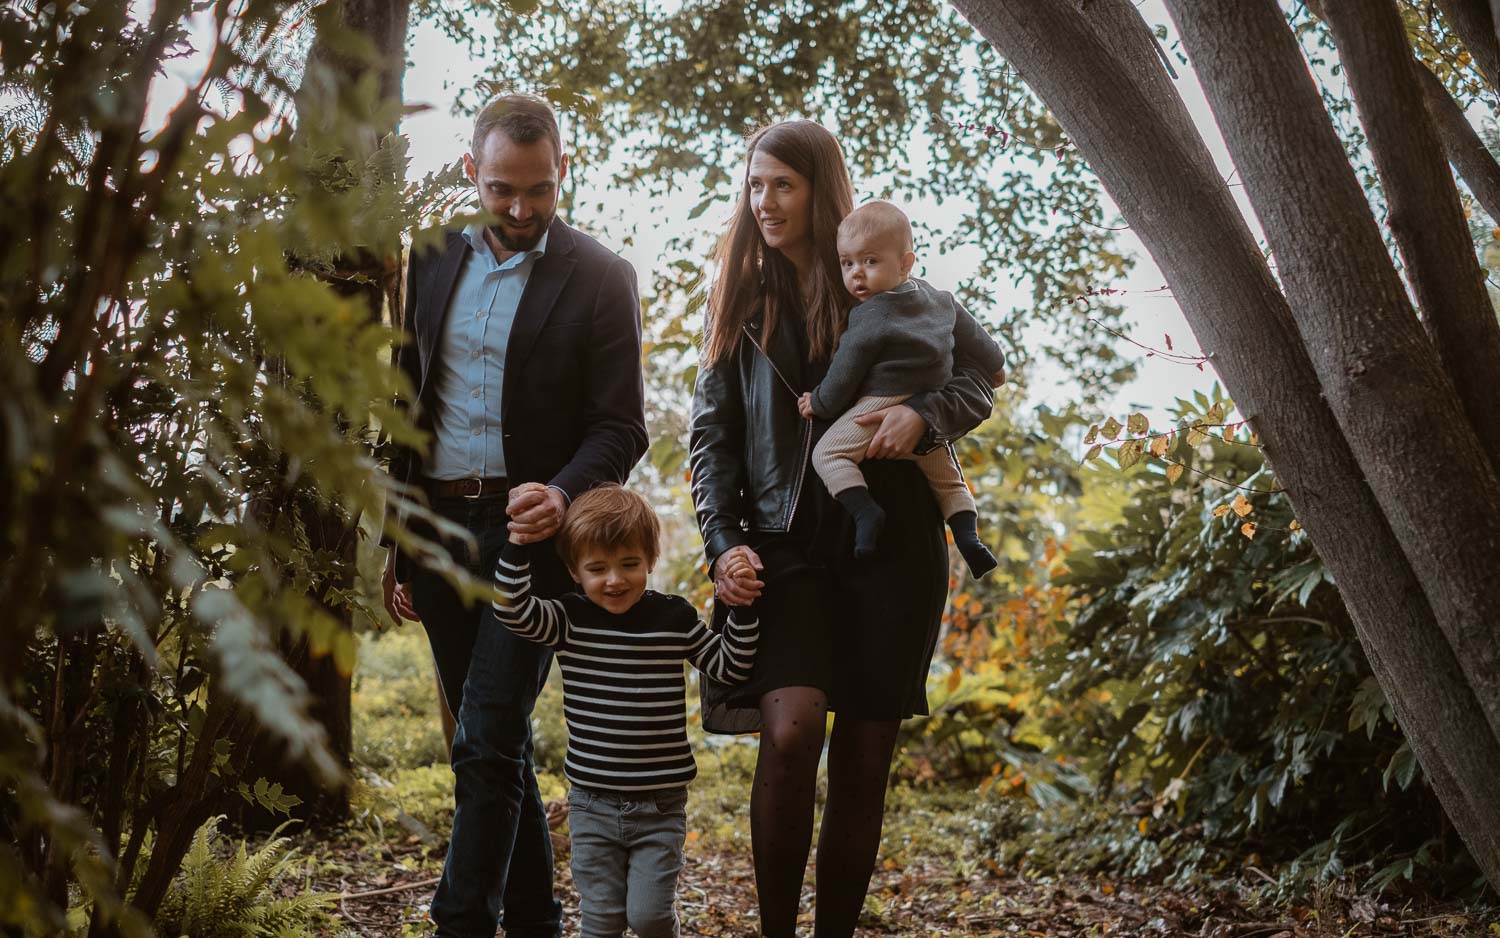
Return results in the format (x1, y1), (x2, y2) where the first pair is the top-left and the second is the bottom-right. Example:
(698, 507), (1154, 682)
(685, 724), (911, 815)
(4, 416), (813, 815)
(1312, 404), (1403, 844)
(837, 200), (914, 253)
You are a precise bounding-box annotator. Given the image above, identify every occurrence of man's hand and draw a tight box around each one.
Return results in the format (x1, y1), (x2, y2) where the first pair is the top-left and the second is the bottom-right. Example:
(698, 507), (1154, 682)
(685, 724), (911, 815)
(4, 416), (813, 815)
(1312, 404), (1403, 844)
(852, 403), (927, 460)
(508, 482), (567, 544)
(383, 550), (418, 623)
(797, 392), (815, 420)
(712, 545), (764, 607)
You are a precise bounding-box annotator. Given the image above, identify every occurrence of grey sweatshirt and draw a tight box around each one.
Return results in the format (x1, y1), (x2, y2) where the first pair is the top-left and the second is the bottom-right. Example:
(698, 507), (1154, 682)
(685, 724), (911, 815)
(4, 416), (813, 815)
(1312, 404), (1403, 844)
(809, 278), (1007, 419)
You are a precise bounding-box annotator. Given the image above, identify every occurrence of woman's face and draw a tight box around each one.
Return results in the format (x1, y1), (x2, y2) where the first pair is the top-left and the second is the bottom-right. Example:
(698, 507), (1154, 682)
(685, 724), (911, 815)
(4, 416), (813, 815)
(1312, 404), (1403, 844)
(747, 149), (813, 259)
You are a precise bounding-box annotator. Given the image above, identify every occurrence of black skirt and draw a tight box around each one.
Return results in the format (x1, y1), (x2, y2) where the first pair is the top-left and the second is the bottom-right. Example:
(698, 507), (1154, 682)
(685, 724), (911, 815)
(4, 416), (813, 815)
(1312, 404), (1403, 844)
(700, 457), (950, 734)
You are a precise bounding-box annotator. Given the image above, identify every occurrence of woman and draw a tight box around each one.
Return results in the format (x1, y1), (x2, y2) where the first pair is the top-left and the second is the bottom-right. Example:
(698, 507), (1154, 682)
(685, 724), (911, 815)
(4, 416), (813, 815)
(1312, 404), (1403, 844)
(689, 120), (998, 936)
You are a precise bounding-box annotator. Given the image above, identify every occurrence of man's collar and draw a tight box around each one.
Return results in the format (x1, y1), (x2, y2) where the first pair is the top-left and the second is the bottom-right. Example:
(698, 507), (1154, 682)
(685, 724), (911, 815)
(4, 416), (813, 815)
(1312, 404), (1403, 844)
(462, 221), (550, 265)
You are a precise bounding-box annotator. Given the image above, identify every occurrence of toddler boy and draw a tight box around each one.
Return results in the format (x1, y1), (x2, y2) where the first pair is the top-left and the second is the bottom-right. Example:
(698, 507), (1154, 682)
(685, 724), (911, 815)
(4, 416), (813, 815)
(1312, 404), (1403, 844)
(493, 482), (758, 938)
(797, 201), (1006, 578)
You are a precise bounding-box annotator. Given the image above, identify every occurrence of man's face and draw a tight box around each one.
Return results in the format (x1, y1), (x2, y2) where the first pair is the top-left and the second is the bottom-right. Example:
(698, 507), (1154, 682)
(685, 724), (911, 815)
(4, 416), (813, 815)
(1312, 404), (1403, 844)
(837, 229), (914, 302)
(464, 132), (567, 253)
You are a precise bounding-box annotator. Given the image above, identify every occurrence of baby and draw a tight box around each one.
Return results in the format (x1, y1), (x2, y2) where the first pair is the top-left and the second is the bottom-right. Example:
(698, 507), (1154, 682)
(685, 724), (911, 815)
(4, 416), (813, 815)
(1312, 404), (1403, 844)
(797, 201), (1005, 578)
(493, 482), (758, 938)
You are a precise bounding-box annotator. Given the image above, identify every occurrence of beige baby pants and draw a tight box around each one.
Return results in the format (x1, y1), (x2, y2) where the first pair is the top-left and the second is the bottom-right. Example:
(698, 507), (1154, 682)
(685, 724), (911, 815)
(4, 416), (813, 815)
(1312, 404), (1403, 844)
(813, 393), (975, 519)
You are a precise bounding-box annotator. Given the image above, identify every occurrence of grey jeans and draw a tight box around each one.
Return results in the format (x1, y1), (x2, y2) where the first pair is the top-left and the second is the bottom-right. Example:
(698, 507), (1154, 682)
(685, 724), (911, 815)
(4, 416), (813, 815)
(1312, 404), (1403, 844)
(567, 785), (688, 938)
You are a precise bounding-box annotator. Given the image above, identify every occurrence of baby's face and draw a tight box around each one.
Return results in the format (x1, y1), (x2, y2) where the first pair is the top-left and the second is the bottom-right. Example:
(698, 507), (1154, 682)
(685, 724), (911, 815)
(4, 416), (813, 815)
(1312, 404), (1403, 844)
(837, 230), (913, 302)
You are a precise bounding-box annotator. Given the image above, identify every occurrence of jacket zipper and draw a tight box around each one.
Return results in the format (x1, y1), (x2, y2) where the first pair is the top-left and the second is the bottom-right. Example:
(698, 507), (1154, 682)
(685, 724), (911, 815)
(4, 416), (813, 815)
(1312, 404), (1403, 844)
(784, 418), (811, 530)
(742, 322), (812, 532)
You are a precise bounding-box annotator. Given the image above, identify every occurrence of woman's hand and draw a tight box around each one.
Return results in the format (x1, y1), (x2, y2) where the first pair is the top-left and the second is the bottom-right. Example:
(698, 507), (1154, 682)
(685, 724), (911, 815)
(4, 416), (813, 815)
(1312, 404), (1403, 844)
(852, 403), (928, 460)
(797, 392), (815, 420)
(712, 545), (764, 607)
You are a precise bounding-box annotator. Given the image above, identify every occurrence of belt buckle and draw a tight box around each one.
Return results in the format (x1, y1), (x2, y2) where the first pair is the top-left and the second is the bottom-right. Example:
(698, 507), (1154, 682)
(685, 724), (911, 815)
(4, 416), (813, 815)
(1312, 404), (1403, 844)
(461, 477), (483, 499)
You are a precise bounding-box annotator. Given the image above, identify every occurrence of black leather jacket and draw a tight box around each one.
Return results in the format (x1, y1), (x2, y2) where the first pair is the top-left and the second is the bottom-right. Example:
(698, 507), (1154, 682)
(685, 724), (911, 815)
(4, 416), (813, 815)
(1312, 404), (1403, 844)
(689, 308), (1002, 569)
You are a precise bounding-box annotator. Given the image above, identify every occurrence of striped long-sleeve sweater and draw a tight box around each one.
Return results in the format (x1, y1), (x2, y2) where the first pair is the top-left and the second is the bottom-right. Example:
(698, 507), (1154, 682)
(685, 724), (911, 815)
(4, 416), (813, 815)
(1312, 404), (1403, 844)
(493, 540), (759, 792)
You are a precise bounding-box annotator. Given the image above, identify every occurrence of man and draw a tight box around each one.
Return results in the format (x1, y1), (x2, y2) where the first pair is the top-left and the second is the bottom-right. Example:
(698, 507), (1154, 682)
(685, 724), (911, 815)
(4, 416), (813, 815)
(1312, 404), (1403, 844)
(384, 94), (648, 938)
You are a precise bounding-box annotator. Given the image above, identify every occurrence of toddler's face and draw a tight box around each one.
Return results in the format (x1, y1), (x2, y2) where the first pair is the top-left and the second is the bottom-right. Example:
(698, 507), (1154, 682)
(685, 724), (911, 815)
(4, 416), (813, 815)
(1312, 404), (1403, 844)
(569, 543), (652, 614)
(837, 231), (913, 302)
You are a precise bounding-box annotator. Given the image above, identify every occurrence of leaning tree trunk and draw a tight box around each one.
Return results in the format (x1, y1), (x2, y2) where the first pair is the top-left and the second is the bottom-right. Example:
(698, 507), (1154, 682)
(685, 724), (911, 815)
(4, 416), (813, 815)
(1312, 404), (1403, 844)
(1415, 62), (1500, 225)
(1163, 0), (1500, 749)
(1435, 0), (1500, 92)
(947, 0), (1500, 889)
(1319, 0), (1500, 477)
(240, 0), (412, 827)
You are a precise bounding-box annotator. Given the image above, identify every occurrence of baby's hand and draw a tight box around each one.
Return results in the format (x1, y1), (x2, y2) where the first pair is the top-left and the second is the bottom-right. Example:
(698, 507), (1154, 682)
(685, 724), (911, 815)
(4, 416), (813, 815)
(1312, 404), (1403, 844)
(797, 392), (814, 420)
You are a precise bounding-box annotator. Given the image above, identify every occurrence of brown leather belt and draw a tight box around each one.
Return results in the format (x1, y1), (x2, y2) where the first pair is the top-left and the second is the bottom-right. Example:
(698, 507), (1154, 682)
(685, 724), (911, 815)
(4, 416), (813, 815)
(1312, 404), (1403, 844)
(426, 476), (509, 499)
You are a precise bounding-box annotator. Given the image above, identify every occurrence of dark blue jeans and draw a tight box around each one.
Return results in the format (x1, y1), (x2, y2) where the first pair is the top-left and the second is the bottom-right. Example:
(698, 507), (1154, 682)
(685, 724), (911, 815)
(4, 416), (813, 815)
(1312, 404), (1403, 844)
(410, 491), (561, 938)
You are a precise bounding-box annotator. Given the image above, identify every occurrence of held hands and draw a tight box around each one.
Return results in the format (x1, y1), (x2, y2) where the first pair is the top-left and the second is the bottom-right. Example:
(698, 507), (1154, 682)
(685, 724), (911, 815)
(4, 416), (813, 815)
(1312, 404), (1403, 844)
(713, 545), (764, 607)
(852, 403), (927, 460)
(508, 482), (567, 545)
(797, 392), (815, 420)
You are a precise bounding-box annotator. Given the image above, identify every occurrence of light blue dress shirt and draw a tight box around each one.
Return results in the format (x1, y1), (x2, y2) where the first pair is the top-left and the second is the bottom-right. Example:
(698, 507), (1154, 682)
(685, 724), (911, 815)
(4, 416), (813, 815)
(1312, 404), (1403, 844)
(427, 223), (549, 481)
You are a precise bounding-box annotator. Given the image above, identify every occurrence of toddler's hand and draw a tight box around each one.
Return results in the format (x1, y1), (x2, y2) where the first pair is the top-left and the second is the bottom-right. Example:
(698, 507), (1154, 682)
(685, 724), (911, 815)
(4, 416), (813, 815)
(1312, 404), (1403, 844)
(797, 392), (814, 420)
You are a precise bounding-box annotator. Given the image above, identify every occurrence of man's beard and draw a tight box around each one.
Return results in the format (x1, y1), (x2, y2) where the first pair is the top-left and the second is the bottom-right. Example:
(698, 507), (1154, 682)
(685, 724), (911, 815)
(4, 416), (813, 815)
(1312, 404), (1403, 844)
(489, 209), (553, 252)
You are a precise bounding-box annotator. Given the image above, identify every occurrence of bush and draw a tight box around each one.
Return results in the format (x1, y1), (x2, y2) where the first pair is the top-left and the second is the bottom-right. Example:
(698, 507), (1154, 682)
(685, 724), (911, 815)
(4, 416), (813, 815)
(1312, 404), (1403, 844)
(1041, 394), (1472, 892)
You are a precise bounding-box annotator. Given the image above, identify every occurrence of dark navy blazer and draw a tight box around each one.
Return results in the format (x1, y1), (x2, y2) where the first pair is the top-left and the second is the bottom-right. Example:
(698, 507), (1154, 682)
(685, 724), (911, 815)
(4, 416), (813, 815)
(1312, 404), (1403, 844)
(389, 216), (648, 582)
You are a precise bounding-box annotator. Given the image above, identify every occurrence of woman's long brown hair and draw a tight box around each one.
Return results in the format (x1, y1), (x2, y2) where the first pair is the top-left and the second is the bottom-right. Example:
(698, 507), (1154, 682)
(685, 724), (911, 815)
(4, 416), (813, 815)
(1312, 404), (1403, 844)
(700, 120), (855, 368)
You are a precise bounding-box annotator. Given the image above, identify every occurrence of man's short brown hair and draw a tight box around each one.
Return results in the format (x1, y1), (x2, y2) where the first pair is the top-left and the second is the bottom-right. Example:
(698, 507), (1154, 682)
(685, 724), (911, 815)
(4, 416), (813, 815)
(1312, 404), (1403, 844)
(471, 93), (563, 164)
(555, 484), (660, 569)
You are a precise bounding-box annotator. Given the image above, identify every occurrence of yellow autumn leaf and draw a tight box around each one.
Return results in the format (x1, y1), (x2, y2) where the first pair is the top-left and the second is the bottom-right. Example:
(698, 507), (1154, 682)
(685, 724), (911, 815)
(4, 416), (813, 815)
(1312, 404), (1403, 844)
(946, 668), (963, 693)
(1231, 494), (1253, 517)
(1149, 435), (1169, 458)
(1241, 522), (1257, 539)
(1137, 818), (1148, 835)
(1212, 504), (1231, 518)
(685, 830), (701, 844)
(1288, 519), (1302, 531)
(1166, 463), (1185, 485)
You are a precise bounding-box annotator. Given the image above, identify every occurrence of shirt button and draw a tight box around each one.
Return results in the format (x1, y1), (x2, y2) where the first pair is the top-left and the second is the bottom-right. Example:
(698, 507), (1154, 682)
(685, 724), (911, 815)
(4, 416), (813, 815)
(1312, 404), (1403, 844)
(471, 349), (480, 359)
(471, 389), (480, 398)
(472, 428), (481, 436)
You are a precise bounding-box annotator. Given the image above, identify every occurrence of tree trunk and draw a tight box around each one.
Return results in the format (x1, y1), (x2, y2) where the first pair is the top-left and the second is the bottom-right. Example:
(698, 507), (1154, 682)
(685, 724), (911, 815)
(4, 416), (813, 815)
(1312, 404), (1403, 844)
(1416, 61), (1500, 224)
(1436, 0), (1500, 92)
(1163, 0), (1500, 743)
(948, 0), (1500, 889)
(1320, 0), (1500, 476)
(239, 0), (412, 829)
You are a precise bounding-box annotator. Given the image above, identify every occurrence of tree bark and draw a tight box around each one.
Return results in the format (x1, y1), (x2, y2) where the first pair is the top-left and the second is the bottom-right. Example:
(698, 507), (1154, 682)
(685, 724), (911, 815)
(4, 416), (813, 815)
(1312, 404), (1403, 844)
(239, 0), (413, 829)
(948, 0), (1500, 889)
(1163, 0), (1500, 744)
(1321, 0), (1500, 476)
(1416, 61), (1500, 223)
(1436, 0), (1500, 92)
